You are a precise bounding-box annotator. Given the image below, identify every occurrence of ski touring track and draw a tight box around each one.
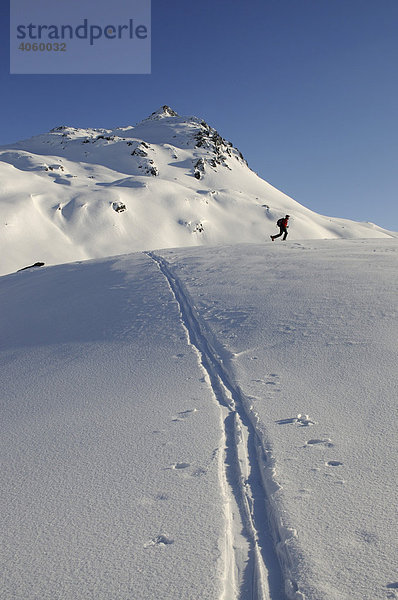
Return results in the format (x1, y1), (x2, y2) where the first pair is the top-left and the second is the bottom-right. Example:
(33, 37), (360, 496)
(147, 252), (293, 600)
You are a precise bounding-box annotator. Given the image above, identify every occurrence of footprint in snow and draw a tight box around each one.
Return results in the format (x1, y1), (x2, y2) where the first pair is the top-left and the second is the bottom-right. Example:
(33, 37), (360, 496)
(356, 529), (378, 545)
(386, 583), (398, 598)
(155, 492), (169, 501)
(297, 414), (316, 426)
(276, 414), (316, 426)
(276, 417), (297, 425)
(171, 408), (198, 422)
(305, 438), (334, 447)
(171, 462), (190, 470)
(192, 467), (206, 477)
(253, 374), (280, 391)
(144, 534), (174, 548)
(178, 408), (198, 417)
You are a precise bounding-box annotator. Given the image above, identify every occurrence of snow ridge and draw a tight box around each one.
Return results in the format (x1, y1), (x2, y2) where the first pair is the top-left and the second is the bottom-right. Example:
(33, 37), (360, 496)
(148, 252), (292, 600)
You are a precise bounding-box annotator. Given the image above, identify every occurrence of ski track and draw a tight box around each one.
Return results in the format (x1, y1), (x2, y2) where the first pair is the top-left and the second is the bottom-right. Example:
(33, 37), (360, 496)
(147, 252), (288, 600)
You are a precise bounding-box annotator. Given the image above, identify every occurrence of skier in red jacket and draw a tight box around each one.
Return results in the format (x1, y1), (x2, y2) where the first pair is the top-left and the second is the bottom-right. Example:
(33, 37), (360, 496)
(271, 215), (290, 241)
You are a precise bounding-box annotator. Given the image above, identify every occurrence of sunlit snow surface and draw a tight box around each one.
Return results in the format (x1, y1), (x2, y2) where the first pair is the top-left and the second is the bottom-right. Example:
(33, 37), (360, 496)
(1, 240), (397, 600)
(0, 108), (395, 277)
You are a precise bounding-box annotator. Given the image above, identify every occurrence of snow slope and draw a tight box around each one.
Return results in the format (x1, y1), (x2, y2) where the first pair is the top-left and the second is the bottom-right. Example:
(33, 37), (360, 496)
(0, 106), (395, 276)
(1, 239), (397, 599)
(0, 254), (227, 600)
(158, 240), (398, 600)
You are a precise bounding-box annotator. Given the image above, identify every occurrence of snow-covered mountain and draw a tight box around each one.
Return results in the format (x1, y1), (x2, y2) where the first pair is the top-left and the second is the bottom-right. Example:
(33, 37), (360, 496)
(0, 105), (395, 275)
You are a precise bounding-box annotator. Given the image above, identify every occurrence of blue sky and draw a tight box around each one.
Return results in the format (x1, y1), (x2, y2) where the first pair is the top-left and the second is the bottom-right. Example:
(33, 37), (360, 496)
(1, 0), (397, 230)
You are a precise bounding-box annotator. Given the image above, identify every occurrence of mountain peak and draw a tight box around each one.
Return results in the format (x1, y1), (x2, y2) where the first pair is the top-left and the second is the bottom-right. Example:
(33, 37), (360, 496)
(147, 105), (180, 120)
(0, 106), (395, 276)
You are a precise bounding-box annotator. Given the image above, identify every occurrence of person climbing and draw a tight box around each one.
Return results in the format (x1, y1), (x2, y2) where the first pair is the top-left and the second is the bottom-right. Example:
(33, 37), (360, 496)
(270, 215), (290, 241)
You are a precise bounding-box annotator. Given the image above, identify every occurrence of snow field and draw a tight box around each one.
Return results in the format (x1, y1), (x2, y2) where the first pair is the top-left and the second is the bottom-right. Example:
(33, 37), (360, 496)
(1, 239), (397, 600)
(158, 239), (398, 600)
(0, 255), (226, 600)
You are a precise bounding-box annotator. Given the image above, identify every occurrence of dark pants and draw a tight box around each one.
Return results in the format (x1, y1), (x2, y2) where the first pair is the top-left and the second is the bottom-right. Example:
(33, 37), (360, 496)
(272, 226), (288, 240)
